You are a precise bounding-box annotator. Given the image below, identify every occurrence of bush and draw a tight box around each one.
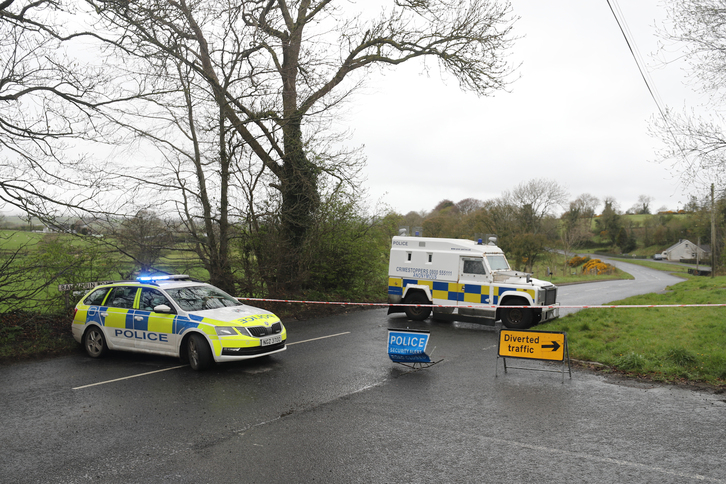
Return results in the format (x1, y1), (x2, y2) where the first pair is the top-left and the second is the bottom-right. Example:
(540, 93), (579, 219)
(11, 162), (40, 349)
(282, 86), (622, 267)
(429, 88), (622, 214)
(236, 190), (397, 302)
(582, 258), (616, 275)
(568, 255), (590, 267)
(0, 311), (77, 361)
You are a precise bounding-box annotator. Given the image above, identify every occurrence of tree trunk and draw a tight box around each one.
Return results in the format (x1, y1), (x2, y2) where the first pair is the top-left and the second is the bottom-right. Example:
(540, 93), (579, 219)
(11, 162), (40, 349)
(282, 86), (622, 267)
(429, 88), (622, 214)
(275, 115), (319, 292)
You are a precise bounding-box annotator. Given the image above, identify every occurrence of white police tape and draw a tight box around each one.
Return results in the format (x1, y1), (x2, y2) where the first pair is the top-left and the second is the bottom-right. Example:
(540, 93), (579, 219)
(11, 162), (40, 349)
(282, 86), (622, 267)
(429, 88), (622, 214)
(237, 297), (726, 309)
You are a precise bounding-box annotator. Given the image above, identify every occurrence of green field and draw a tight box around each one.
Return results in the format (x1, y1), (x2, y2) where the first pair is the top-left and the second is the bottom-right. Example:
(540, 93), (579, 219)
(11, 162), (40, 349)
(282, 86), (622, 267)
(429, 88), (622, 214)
(539, 275), (726, 387)
(0, 230), (46, 250)
(612, 258), (692, 275)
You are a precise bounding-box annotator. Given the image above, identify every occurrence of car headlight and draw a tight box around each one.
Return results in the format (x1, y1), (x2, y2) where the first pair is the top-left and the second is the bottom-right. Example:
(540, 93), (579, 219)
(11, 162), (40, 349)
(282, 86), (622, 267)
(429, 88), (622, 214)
(215, 326), (242, 336)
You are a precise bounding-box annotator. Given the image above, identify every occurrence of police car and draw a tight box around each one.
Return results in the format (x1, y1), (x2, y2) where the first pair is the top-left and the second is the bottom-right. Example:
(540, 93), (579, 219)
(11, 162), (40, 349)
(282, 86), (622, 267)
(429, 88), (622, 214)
(71, 275), (286, 370)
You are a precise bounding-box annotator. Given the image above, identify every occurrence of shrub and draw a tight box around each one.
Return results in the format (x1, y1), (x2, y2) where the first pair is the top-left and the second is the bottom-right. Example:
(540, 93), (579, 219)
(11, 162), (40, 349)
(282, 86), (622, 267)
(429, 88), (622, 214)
(581, 258), (616, 275)
(568, 256), (590, 267)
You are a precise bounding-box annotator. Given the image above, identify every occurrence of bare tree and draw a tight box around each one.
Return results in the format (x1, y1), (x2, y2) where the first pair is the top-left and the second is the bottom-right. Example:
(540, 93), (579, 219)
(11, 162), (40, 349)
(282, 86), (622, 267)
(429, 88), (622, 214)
(0, 0), (120, 221)
(99, 210), (176, 276)
(86, 0), (518, 293)
(654, 1), (726, 190)
(501, 178), (568, 235)
(456, 198), (484, 215)
(628, 194), (653, 215)
(474, 186), (563, 272)
(571, 193), (599, 226)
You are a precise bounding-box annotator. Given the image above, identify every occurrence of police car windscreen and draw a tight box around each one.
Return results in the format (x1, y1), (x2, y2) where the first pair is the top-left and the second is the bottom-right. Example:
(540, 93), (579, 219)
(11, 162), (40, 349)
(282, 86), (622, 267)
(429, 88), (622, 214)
(486, 255), (510, 271)
(165, 286), (242, 312)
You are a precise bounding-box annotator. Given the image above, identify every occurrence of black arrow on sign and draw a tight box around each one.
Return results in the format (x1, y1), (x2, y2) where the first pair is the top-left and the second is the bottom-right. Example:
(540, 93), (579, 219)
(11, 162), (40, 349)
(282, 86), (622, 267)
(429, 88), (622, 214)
(542, 340), (561, 352)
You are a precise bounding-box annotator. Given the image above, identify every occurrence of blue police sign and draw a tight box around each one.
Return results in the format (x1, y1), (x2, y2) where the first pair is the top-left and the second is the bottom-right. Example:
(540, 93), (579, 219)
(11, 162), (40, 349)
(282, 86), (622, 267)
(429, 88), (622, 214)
(387, 328), (432, 364)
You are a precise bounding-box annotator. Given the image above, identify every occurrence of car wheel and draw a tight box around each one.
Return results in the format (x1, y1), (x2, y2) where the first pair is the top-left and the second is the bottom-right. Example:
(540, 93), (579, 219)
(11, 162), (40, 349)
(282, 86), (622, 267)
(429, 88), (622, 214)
(83, 326), (108, 358)
(404, 292), (432, 321)
(187, 333), (213, 371)
(500, 303), (534, 329)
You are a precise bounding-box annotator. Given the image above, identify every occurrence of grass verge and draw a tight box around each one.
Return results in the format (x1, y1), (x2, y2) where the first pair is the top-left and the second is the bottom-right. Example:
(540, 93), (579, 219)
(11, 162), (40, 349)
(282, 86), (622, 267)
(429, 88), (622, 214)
(539, 275), (726, 388)
(611, 258), (691, 275)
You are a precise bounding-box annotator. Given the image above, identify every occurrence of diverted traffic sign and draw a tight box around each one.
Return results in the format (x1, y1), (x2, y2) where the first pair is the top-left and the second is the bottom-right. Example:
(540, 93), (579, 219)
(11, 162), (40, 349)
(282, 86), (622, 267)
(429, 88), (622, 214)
(496, 329), (571, 382)
(498, 329), (566, 361)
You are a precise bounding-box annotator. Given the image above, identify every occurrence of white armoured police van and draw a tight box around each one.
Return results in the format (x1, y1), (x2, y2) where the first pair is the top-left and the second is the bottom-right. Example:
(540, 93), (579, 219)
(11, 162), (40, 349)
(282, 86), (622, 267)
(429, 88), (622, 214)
(387, 236), (559, 329)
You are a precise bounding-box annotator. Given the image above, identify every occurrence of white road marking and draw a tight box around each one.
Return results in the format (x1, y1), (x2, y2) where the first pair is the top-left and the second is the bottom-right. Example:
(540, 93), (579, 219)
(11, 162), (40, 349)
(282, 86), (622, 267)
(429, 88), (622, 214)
(72, 365), (188, 390)
(73, 331), (351, 389)
(287, 332), (351, 345)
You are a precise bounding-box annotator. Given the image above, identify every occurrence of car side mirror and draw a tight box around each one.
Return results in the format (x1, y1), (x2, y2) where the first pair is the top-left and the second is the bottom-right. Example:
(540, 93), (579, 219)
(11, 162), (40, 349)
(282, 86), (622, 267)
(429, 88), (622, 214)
(153, 304), (174, 314)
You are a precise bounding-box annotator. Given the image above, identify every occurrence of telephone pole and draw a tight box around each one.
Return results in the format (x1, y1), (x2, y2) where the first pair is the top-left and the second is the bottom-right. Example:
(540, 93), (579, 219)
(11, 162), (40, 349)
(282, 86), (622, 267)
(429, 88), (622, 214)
(712, 183), (716, 278)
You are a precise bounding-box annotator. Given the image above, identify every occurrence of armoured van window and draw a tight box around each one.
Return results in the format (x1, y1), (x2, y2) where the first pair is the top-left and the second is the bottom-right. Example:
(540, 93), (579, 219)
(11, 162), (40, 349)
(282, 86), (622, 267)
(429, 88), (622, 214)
(407, 252), (412, 262)
(427, 253), (433, 263)
(463, 259), (487, 275)
(106, 286), (138, 309)
(486, 255), (510, 271)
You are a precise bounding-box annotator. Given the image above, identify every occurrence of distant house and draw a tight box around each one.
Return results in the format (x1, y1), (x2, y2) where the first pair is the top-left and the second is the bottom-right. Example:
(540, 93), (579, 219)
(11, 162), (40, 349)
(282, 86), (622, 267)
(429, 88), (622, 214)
(43, 223), (67, 233)
(661, 239), (709, 262)
(42, 219), (94, 235)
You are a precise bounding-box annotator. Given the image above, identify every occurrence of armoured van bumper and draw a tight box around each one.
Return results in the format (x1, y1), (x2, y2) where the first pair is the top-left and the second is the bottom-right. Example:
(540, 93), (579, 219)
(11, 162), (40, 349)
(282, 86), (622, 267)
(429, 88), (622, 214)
(539, 304), (560, 323)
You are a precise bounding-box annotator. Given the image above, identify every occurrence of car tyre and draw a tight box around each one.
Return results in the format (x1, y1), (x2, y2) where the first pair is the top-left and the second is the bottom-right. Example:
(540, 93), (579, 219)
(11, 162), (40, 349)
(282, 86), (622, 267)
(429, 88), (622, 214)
(187, 333), (213, 371)
(83, 326), (108, 358)
(404, 292), (432, 321)
(500, 302), (534, 329)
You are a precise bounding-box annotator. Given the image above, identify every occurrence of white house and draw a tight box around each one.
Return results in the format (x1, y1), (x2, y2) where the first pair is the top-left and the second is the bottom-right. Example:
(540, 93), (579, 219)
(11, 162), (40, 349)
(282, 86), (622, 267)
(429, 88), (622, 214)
(662, 239), (709, 262)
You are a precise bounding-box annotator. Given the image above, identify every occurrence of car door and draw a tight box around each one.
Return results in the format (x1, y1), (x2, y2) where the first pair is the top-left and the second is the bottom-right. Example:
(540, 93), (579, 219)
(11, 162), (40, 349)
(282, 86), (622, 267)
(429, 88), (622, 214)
(102, 286), (139, 350)
(133, 287), (178, 355)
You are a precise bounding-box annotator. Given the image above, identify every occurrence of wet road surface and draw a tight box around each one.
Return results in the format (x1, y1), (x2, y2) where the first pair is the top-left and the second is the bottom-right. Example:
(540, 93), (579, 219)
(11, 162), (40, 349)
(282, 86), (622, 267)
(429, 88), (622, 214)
(1, 264), (724, 483)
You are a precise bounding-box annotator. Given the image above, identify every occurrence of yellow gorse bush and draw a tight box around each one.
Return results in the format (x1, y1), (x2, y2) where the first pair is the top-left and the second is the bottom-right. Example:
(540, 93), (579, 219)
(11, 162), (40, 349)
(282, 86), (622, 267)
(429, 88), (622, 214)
(581, 258), (616, 275)
(567, 256), (590, 267)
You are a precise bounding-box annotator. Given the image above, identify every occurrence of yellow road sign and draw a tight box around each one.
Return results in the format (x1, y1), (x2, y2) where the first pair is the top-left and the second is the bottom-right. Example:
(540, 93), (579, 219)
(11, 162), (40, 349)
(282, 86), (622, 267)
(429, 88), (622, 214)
(498, 329), (566, 362)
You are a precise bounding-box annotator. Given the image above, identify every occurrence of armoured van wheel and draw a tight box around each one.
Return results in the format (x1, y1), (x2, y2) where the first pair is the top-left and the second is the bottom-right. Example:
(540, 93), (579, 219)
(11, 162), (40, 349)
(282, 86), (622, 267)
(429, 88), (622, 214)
(500, 300), (534, 329)
(83, 326), (108, 358)
(187, 333), (213, 371)
(404, 292), (432, 321)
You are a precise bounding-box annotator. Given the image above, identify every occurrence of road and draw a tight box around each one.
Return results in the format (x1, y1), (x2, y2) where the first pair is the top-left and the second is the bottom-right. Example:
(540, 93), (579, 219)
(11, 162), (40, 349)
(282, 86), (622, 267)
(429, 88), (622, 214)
(1, 264), (724, 483)
(557, 258), (686, 316)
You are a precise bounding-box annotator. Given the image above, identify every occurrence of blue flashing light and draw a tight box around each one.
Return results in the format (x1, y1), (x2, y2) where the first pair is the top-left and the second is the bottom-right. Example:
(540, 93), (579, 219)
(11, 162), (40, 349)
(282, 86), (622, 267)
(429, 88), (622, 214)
(137, 274), (188, 283)
(137, 275), (170, 282)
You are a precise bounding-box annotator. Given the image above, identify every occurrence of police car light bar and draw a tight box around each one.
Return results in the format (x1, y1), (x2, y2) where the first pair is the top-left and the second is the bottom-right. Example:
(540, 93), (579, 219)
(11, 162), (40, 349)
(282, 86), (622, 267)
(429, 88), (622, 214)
(136, 274), (190, 282)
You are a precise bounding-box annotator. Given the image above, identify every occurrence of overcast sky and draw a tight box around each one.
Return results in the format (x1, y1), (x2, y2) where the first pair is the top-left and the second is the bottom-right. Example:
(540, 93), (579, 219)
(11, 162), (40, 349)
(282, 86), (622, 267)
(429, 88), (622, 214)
(346, 0), (702, 216)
